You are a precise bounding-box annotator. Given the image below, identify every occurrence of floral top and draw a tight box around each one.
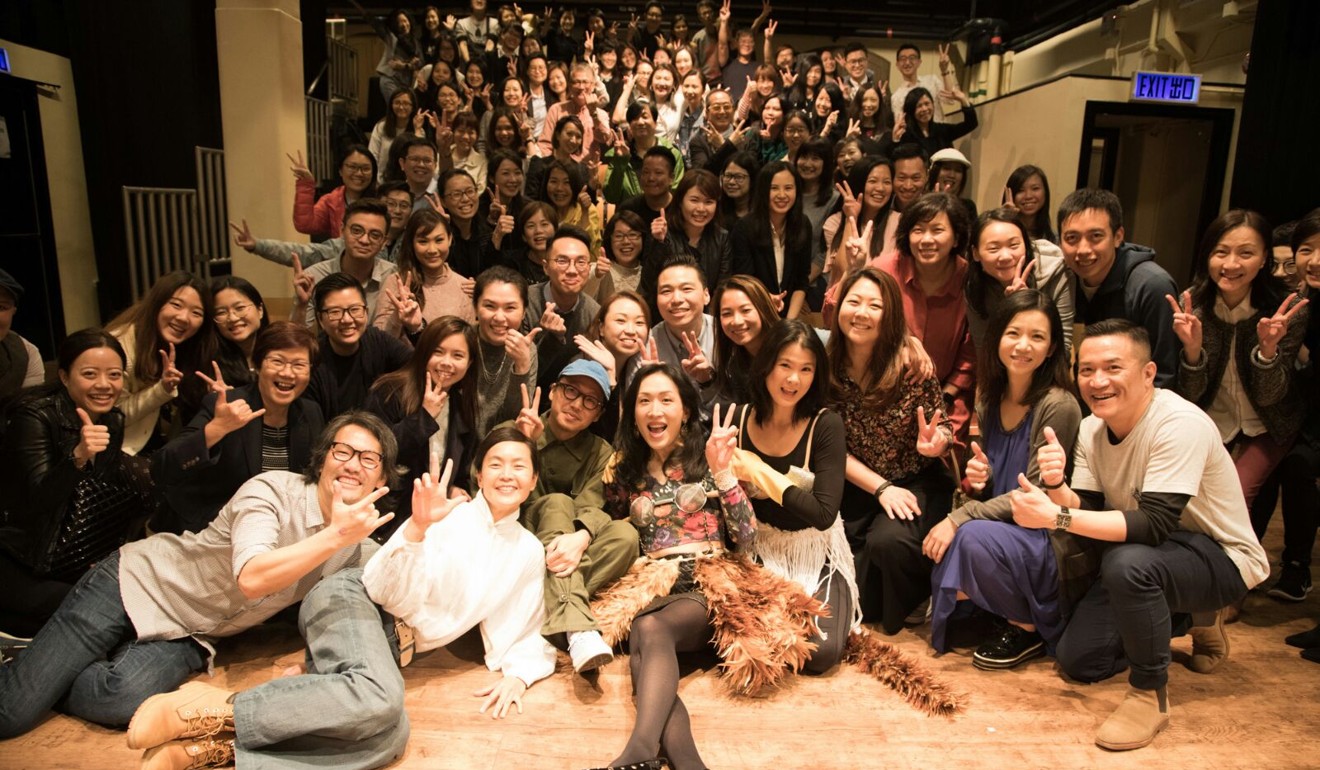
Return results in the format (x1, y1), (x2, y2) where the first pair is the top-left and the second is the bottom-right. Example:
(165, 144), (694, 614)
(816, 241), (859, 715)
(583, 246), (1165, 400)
(604, 467), (757, 554)
(830, 373), (951, 482)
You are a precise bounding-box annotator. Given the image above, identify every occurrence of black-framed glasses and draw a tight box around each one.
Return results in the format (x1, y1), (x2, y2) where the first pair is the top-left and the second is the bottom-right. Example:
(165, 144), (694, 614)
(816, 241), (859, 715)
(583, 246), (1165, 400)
(328, 442), (383, 470)
(263, 356), (312, 375)
(555, 380), (603, 412)
(346, 224), (386, 243)
(1277, 258), (1297, 277)
(551, 256), (591, 272)
(214, 302), (254, 321)
(320, 305), (368, 322)
(342, 162), (374, 175)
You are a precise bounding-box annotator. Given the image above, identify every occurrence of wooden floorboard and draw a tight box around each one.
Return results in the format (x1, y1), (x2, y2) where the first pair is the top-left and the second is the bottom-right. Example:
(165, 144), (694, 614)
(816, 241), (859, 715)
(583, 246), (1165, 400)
(4, 523), (1319, 770)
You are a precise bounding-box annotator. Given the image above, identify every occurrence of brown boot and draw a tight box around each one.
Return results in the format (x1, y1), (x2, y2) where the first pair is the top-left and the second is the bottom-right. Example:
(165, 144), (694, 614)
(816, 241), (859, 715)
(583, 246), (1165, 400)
(1095, 686), (1170, 751)
(1188, 608), (1229, 674)
(127, 681), (236, 750)
(140, 736), (235, 770)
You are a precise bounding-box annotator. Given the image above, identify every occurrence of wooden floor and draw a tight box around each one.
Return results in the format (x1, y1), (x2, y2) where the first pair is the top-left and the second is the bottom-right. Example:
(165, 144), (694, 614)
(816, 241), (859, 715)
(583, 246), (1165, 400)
(5, 524), (1320, 770)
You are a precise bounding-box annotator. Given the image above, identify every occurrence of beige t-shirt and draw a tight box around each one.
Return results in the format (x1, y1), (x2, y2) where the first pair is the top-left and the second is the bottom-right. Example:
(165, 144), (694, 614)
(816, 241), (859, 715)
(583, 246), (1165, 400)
(1070, 388), (1269, 589)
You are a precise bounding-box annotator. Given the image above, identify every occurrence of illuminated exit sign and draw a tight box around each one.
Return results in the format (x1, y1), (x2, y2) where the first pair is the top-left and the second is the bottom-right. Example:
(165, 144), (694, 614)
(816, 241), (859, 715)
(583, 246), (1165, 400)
(1130, 71), (1201, 104)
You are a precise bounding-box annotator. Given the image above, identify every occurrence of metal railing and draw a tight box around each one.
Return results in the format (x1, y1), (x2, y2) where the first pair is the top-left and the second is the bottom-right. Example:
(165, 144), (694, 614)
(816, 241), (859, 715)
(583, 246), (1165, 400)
(306, 95), (334, 181)
(327, 36), (358, 106)
(122, 147), (228, 299)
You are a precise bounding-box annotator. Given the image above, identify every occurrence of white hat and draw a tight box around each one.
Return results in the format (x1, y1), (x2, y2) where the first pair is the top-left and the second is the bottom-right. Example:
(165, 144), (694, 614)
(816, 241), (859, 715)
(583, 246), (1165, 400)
(929, 148), (971, 168)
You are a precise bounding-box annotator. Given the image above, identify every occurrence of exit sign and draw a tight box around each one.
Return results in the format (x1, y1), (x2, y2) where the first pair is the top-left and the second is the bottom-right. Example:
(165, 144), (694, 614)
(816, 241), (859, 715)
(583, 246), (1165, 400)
(1130, 71), (1201, 104)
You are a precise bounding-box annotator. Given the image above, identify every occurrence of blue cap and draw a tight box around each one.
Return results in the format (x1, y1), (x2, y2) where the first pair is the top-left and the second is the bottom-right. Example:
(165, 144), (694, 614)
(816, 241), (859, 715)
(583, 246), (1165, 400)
(558, 359), (611, 401)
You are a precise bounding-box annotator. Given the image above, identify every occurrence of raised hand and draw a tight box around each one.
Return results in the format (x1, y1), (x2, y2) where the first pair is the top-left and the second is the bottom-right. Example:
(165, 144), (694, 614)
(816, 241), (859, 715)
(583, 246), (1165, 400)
(330, 482), (394, 545)
(703, 118), (726, 151)
(705, 403), (738, 474)
(938, 43), (952, 67)
(583, 30), (595, 54)
(770, 291), (786, 314)
(719, 0), (732, 24)
(413, 109), (428, 134)
(915, 405), (950, 458)
(424, 191), (445, 213)
(1036, 425), (1067, 489)
(159, 342), (183, 392)
(822, 109), (839, 135)
(228, 219), (256, 253)
(639, 336), (661, 367)
(538, 301), (567, 336)
(594, 246), (612, 279)
(286, 150), (313, 183)
(1004, 256), (1036, 294)
(965, 441), (990, 492)
(651, 207), (669, 242)
(505, 327), (540, 375)
(1001, 186), (1017, 212)
(765, 19), (778, 38)
(388, 274), (424, 333)
(780, 67), (797, 88)
(574, 334), (617, 384)
(514, 384), (545, 441)
(1165, 290), (1203, 363)
(406, 459), (460, 541)
(1256, 292), (1309, 360)
(759, 109), (778, 139)
(72, 407), (111, 465)
(836, 180), (861, 219)
(200, 361), (267, 435)
(422, 370), (449, 419)
(890, 112), (906, 142)
(845, 117), (862, 138)
(292, 254), (314, 307)
(443, 13), (456, 30)
(679, 330), (714, 384)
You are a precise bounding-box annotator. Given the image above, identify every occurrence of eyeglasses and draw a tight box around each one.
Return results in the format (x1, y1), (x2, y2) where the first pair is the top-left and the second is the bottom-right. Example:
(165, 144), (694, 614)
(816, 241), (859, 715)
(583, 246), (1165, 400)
(319, 304), (368, 321)
(896, 55), (920, 63)
(346, 224), (386, 243)
(343, 163), (374, 175)
(629, 481), (712, 527)
(1277, 259), (1297, 276)
(214, 302), (254, 321)
(384, 199), (413, 212)
(722, 172), (749, 183)
(406, 155), (437, 166)
(555, 380), (603, 412)
(784, 125), (808, 136)
(446, 187), (478, 200)
(612, 231), (643, 242)
(551, 255), (591, 272)
(263, 356), (312, 375)
(328, 442), (383, 470)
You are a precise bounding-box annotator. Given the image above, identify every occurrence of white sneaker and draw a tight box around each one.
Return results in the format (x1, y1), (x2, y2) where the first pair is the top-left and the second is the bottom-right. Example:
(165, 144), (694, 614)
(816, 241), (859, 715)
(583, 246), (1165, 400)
(567, 630), (614, 673)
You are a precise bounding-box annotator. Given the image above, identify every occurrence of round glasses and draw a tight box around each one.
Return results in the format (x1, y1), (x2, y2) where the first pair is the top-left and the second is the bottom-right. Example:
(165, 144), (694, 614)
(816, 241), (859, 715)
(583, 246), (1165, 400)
(629, 481), (712, 527)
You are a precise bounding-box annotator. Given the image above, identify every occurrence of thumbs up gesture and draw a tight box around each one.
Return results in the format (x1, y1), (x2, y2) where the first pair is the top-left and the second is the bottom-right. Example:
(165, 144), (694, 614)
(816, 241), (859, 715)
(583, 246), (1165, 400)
(1036, 426), (1067, 489)
(73, 407), (111, 466)
(965, 441), (990, 492)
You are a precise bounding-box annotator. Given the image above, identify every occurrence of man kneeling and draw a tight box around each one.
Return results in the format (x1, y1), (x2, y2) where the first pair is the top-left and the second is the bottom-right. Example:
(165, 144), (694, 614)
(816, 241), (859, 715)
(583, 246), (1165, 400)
(1011, 320), (1268, 751)
(128, 427), (555, 768)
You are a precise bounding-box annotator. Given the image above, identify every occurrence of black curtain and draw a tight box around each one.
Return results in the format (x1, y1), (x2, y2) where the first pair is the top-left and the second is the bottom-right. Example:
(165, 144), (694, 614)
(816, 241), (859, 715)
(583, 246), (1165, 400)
(1229, 0), (1320, 225)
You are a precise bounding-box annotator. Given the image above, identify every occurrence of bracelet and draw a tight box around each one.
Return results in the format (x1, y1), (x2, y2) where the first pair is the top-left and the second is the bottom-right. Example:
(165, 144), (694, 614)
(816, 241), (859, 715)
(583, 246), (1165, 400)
(873, 481), (893, 499)
(1252, 346), (1279, 367)
(713, 468), (739, 492)
(1041, 477), (1066, 491)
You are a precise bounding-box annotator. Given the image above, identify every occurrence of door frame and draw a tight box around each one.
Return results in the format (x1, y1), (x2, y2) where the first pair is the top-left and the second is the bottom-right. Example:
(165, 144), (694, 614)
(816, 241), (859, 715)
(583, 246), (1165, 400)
(1075, 101), (1236, 268)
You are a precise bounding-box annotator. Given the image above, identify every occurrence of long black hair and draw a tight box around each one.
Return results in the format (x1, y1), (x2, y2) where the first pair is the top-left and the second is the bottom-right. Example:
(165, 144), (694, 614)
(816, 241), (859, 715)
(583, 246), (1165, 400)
(1189, 209), (1289, 314)
(748, 318), (828, 425)
(1006, 165), (1056, 243)
(749, 161), (810, 260)
(828, 155), (893, 257)
(612, 363), (707, 490)
(976, 289), (1072, 414)
(964, 207), (1038, 318)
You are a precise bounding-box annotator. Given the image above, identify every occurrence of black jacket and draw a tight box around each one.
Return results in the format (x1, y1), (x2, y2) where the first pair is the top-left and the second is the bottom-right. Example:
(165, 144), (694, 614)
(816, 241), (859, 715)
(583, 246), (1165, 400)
(150, 384), (324, 534)
(730, 216), (812, 302)
(0, 389), (142, 576)
(1073, 242), (1181, 387)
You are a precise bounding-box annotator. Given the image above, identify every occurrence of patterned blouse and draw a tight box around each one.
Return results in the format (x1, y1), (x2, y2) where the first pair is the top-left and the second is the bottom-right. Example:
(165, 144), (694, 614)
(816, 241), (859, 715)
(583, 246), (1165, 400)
(830, 374), (951, 482)
(604, 466), (757, 555)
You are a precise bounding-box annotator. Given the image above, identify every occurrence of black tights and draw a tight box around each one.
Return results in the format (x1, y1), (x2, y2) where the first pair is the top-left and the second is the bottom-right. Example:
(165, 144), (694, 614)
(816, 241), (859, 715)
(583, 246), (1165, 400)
(612, 598), (712, 770)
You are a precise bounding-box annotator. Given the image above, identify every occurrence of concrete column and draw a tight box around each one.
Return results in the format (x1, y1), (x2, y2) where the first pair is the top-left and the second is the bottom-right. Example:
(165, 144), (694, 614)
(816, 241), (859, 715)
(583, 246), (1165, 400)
(216, 0), (306, 314)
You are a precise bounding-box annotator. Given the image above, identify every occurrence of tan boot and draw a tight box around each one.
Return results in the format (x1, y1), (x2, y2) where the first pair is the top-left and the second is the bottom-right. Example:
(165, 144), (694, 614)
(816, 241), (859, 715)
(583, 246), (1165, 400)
(127, 681), (236, 750)
(1188, 607), (1229, 674)
(140, 736), (235, 770)
(1095, 686), (1170, 751)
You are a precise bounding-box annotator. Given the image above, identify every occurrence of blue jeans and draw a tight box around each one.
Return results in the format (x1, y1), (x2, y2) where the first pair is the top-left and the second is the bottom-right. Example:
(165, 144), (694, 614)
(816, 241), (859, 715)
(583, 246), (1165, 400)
(0, 552), (205, 737)
(233, 568), (408, 770)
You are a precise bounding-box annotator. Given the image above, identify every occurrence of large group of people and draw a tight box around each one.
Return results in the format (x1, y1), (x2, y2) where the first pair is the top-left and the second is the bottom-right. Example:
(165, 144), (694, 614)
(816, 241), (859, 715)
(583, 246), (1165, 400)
(0, 2), (1317, 769)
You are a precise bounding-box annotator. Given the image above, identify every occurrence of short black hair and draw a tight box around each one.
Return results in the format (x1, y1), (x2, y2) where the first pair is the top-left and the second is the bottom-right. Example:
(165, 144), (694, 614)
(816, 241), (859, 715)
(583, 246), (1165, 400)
(642, 145), (678, 175)
(895, 191), (971, 263)
(342, 197), (390, 228)
(1083, 318), (1151, 363)
(1273, 220), (1298, 249)
(377, 180), (412, 200)
(1057, 188), (1124, 235)
(897, 43), (921, 58)
(472, 265), (529, 309)
(889, 142), (930, 167)
(304, 411), (404, 489)
(475, 425), (541, 477)
(313, 272), (367, 312)
(844, 42), (867, 56)
(657, 252), (707, 288)
(549, 224), (593, 255)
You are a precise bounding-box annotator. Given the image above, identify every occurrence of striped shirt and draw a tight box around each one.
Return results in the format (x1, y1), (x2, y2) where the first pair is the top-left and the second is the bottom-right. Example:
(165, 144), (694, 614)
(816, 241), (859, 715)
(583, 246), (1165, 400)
(261, 424), (289, 472)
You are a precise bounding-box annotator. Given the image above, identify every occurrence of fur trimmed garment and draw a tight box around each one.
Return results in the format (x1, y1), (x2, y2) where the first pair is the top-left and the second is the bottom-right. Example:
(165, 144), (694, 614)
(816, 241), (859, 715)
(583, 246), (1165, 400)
(591, 553), (964, 716)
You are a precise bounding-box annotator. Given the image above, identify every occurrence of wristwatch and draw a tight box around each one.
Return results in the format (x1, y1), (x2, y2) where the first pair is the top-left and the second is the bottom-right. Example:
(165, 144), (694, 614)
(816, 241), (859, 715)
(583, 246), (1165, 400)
(1054, 506), (1072, 531)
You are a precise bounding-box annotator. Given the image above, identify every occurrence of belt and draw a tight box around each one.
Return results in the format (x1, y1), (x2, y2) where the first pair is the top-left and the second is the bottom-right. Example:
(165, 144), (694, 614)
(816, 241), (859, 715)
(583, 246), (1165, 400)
(394, 618), (416, 668)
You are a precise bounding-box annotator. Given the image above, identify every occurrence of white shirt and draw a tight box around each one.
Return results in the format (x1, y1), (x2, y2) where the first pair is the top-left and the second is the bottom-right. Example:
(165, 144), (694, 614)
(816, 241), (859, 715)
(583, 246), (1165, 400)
(891, 73), (948, 123)
(362, 492), (556, 686)
(1206, 296), (1266, 442)
(1070, 389), (1270, 589)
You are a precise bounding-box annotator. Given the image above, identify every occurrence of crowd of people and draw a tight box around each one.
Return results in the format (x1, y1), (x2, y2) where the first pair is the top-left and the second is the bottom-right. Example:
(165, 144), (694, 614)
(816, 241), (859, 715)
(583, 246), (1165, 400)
(0, 2), (1317, 769)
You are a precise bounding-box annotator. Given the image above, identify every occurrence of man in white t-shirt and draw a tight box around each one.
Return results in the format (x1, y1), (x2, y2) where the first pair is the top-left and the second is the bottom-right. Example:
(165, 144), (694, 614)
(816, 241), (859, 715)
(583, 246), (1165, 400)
(889, 43), (957, 122)
(1010, 319), (1267, 752)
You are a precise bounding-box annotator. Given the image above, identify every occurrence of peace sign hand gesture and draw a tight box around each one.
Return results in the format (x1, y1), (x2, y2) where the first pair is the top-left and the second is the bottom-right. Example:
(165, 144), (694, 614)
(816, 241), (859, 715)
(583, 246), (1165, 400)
(159, 343), (183, 393)
(72, 407), (111, 466)
(228, 219), (256, 253)
(890, 112), (906, 142)
(387, 274), (424, 334)
(198, 361), (266, 437)
(514, 384), (545, 441)
(836, 180), (861, 219)
(1165, 290), (1203, 364)
(938, 43), (952, 67)
(292, 255), (314, 308)
(1004, 256), (1036, 295)
(915, 406), (950, 458)
(705, 403), (739, 475)
(639, 336), (661, 367)
(1001, 186), (1018, 211)
(286, 151), (314, 183)
(1256, 292), (1309, 360)
(680, 330), (714, 384)
(422, 369), (449, 419)
(405, 459), (461, 542)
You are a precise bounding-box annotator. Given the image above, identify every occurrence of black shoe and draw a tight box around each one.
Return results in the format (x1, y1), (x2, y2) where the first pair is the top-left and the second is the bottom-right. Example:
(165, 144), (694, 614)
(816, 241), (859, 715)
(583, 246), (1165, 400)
(1285, 622), (1320, 649)
(972, 625), (1045, 670)
(1267, 562), (1312, 602)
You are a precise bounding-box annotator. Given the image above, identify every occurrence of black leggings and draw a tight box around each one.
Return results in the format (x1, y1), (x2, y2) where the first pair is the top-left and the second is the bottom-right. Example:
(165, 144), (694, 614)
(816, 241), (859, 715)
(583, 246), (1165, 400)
(613, 597), (712, 770)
